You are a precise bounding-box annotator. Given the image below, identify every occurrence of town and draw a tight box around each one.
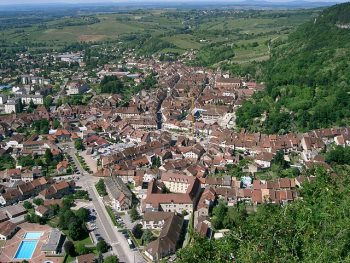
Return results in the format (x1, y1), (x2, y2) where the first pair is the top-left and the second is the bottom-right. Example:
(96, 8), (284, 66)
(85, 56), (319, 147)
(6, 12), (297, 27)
(0, 43), (348, 263)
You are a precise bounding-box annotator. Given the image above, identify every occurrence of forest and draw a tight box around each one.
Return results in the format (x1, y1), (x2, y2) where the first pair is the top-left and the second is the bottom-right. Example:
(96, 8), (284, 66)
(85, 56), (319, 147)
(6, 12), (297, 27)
(236, 3), (350, 134)
(177, 166), (350, 262)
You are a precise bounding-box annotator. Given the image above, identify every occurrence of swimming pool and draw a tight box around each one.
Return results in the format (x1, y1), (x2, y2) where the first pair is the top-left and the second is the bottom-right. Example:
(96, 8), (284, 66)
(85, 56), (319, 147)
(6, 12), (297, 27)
(24, 232), (43, 239)
(14, 240), (38, 259)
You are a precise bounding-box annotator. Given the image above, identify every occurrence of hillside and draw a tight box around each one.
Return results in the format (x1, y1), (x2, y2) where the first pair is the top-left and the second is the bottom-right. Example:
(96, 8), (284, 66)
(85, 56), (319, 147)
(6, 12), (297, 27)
(236, 3), (350, 134)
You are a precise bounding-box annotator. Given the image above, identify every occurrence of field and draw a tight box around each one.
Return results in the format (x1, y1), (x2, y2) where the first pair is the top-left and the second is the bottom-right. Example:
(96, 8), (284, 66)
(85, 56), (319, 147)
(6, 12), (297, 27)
(0, 8), (320, 65)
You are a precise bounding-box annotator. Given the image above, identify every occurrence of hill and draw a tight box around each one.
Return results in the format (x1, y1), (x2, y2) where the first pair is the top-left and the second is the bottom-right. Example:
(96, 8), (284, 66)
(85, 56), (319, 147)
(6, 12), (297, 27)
(236, 2), (350, 134)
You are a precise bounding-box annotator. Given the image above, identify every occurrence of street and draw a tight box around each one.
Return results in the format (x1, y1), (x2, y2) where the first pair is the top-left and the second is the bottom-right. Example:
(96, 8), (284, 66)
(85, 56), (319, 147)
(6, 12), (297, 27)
(62, 142), (145, 263)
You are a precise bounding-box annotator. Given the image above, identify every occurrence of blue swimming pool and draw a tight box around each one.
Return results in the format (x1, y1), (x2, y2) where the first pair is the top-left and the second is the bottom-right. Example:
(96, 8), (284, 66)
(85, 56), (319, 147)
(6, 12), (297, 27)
(14, 240), (38, 259)
(24, 232), (43, 239)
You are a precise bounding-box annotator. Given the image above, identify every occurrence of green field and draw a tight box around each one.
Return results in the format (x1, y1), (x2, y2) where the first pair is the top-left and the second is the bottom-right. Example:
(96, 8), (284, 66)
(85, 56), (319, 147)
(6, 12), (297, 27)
(0, 8), (321, 65)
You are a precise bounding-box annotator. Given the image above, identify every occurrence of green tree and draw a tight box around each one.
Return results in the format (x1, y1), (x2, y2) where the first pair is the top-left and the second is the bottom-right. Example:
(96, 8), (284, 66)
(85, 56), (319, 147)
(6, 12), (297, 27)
(33, 198), (44, 206)
(74, 138), (84, 151)
(23, 201), (33, 210)
(68, 221), (87, 241)
(132, 224), (143, 239)
(44, 95), (53, 109)
(76, 208), (89, 222)
(103, 255), (119, 263)
(64, 241), (75, 256)
(141, 229), (155, 245)
(129, 207), (141, 222)
(97, 239), (109, 253)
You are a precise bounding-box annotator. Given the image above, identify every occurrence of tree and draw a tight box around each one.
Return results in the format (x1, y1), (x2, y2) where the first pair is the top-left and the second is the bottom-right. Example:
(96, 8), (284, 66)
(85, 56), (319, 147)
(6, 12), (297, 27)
(141, 229), (155, 245)
(129, 207), (141, 222)
(44, 95), (53, 109)
(272, 150), (289, 169)
(95, 179), (107, 196)
(74, 138), (84, 151)
(97, 239), (109, 253)
(76, 208), (89, 222)
(64, 241), (75, 256)
(33, 198), (44, 206)
(132, 224), (143, 239)
(103, 255), (119, 263)
(211, 201), (228, 230)
(27, 99), (36, 113)
(68, 221), (86, 241)
(53, 119), (61, 129)
(23, 201), (33, 210)
(44, 149), (53, 165)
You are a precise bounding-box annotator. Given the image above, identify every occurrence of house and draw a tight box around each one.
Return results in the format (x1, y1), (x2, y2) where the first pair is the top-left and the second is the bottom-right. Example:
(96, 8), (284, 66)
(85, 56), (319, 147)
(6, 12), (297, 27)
(39, 181), (73, 199)
(76, 253), (96, 263)
(57, 160), (69, 174)
(143, 178), (201, 214)
(0, 221), (18, 240)
(4, 204), (27, 219)
(104, 176), (132, 211)
(254, 152), (274, 168)
(161, 172), (193, 194)
(4, 98), (20, 114)
(144, 213), (184, 261)
(66, 81), (89, 95)
(41, 228), (65, 255)
(35, 205), (53, 218)
(142, 212), (175, 230)
(55, 129), (71, 142)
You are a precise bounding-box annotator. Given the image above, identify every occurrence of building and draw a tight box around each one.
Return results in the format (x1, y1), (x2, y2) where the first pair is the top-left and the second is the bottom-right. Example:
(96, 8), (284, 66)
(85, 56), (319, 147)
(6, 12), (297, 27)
(4, 98), (20, 114)
(104, 176), (133, 211)
(76, 253), (96, 263)
(16, 94), (44, 105)
(144, 213), (184, 261)
(0, 221), (18, 240)
(41, 228), (65, 255)
(161, 172), (193, 194)
(143, 178), (201, 214)
(66, 81), (89, 95)
(142, 212), (175, 229)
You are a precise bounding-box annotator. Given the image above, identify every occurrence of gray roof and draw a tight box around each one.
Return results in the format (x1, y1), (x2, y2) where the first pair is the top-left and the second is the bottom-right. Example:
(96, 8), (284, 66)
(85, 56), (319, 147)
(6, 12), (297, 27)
(4, 204), (26, 217)
(41, 228), (65, 252)
(104, 175), (132, 201)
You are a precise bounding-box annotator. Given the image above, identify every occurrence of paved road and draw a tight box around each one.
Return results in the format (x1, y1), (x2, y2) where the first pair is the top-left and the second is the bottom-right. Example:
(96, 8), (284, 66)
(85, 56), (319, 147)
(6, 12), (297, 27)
(63, 143), (145, 263)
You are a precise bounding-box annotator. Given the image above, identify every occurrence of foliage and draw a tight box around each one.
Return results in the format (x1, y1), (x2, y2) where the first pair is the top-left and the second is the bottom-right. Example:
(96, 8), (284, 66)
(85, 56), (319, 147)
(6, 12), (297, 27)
(43, 95), (53, 109)
(64, 241), (75, 257)
(75, 243), (90, 255)
(23, 201), (33, 210)
(236, 3), (350, 133)
(96, 239), (109, 253)
(100, 76), (124, 94)
(141, 229), (156, 245)
(95, 179), (107, 196)
(103, 255), (119, 263)
(75, 208), (90, 222)
(132, 224), (143, 239)
(129, 207), (141, 222)
(0, 154), (15, 171)
(32, 119), (50, 134)
(177, 167), (350, 262)
(74, 138), (84, 151)
(325, 146), (350, 165)
(33, 198), (44, 206)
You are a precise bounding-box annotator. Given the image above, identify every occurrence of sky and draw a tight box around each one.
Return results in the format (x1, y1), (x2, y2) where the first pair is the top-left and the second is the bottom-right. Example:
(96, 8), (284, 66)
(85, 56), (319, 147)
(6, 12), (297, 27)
(0, 0), (348, 6)
(0, 0), (347, 3)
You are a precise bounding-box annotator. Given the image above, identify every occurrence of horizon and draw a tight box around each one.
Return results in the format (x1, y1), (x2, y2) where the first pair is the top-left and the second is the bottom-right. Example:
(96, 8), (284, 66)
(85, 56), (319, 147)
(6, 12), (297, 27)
(0, 0), (348, 5)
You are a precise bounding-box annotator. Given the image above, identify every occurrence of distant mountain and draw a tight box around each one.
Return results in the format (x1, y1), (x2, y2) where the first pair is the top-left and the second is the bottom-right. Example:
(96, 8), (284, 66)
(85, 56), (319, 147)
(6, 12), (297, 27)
(236, 2), (350, 133)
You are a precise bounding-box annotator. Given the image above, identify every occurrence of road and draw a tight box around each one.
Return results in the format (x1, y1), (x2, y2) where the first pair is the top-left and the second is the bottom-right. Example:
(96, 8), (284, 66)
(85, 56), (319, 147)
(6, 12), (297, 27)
(61, 142), (145, 263)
